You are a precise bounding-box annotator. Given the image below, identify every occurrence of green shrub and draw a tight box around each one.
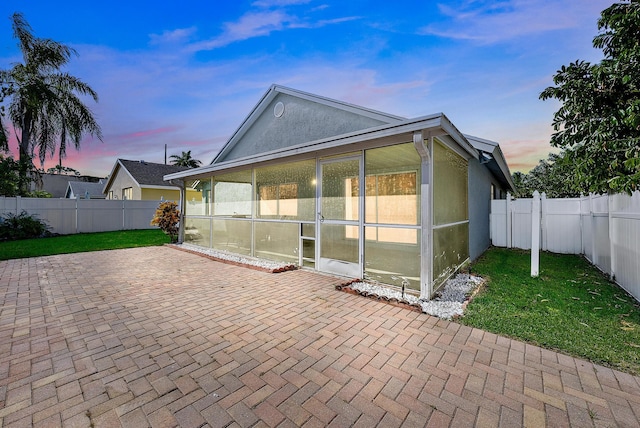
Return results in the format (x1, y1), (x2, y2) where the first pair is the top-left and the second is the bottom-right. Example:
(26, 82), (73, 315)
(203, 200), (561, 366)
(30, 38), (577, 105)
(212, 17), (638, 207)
(0, 211), (50, 241)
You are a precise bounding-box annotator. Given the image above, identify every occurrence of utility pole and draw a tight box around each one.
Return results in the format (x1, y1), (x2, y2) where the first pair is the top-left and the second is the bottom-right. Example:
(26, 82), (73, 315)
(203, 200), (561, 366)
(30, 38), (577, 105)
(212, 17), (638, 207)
(164, 144), (167, 165)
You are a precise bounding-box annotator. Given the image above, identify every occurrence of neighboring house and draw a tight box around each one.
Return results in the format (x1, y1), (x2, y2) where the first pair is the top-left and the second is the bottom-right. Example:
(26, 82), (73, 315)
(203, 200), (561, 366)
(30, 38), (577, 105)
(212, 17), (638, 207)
(103, 159), (201, 202)
(165, 85), (514, 299)
(31, 174), (103, 198)
(65, 180), (106, 199)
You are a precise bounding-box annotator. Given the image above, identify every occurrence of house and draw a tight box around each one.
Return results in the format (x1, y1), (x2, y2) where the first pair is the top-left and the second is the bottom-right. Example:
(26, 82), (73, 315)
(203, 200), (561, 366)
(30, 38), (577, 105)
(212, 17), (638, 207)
(65, 180), (106, 199)
(31, 173), (103, 198)
(164, 85), (514, 299)
(103, 159), (201, 202)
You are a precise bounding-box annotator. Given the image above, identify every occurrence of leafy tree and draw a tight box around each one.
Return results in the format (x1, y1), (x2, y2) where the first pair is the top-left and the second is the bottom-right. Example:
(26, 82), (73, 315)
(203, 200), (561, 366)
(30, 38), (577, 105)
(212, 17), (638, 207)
(169, 150), (202, 168)
(511, 152), (581, 198)
(0, 154), (21, 196)
(540, 1), (640, 194)
(0, 13), (102, 192)
(44, 164), (80, 175)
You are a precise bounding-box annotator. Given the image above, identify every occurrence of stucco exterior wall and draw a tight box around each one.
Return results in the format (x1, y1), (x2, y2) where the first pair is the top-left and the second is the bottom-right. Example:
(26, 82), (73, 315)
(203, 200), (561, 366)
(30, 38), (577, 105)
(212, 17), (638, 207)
(468, 158), (504, 260)
(141, 188), (181, 202)
(105, 169), (141, 200)
(218, 93), (389, 162)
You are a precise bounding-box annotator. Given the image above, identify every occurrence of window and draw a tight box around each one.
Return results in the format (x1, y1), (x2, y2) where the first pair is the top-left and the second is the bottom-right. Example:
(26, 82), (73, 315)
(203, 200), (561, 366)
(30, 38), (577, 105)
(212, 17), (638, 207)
(108, 190), (114, 200)
(255, 159), (315, 220)
(365, 172), (418, 226)
(122, 187), (133, 200)
(258, 183), (298, 217)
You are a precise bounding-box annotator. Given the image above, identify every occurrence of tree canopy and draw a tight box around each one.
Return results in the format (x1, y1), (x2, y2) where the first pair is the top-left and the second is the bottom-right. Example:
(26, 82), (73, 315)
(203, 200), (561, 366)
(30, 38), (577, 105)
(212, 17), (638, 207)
(170, 150), (202, 168)
(0, 12), (102, 192)
(511, 151), (581, 198)
(540, 1), (640, 195)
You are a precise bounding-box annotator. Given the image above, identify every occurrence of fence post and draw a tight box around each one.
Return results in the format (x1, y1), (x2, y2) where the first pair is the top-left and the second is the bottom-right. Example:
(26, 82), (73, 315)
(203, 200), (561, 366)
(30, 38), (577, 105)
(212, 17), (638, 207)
(506, 192), (512, 249)
(531, 191), (540, 277)
(589, 193), (595, 264)
(608, 194), (616, 281)
(541, 192), (547, 251)
(15, 195), (21, 214)
(75, 197), (79, 234)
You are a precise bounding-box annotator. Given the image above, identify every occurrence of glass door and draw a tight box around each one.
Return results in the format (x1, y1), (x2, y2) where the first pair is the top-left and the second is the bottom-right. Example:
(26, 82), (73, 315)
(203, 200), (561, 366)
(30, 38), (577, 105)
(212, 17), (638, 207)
(318, 157), (362, 277)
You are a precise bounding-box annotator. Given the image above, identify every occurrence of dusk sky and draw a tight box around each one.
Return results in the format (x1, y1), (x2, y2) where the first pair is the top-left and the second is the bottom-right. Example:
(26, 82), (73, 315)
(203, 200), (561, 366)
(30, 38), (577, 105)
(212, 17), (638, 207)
(0, 0), (612, 177)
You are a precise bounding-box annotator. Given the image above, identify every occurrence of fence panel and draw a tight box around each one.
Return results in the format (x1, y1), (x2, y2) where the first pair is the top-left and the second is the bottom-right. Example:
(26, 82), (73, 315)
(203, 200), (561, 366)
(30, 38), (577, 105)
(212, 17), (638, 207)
(0, 197), (159, 234)
(490, 192), (640, 304)
(511, 199), (533, 250)
(490, 199), (507, 247)
(610, 192), (640, 301)
(19, 198), (77, 235)
(124, 200), (160, 230)
(77, 199), (125, 233)
(542, 197), (582, 254)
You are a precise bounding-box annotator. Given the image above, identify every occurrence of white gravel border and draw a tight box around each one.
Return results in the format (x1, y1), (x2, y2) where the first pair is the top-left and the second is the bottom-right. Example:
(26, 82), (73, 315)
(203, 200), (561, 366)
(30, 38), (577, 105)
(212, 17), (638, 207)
(176, 243), (294, 271)
(348, 273), (484, 320)
(176, 243), (483, 319)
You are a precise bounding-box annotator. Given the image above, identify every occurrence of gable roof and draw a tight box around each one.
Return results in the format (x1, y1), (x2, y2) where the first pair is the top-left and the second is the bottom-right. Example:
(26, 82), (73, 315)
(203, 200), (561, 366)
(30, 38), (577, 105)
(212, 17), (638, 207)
(103, 159), (189, 193)
(212, 85), (406, 164)
(65, 181), (106, 199)
(165, 85), (512, 189)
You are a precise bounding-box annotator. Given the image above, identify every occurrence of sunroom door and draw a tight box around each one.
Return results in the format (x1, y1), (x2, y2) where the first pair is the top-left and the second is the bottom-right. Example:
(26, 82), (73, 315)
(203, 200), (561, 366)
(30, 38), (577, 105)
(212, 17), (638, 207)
(318, 157), (362, 278)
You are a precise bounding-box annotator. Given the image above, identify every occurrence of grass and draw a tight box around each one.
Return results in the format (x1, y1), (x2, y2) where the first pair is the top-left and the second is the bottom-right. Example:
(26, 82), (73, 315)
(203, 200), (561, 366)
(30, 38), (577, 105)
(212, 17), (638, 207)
(462, 247), (640, 375)
(0, 229), (170, 261)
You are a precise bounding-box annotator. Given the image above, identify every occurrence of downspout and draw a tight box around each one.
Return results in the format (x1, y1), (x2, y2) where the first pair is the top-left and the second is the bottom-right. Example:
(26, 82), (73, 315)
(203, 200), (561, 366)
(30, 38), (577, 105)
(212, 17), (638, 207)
(170, 179), (186, 244)
(413, 131), (433, 300)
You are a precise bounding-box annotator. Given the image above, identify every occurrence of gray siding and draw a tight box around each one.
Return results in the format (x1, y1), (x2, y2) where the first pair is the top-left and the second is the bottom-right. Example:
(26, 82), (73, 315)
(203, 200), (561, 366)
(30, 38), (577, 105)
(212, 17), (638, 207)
(468, 158), (503, 260)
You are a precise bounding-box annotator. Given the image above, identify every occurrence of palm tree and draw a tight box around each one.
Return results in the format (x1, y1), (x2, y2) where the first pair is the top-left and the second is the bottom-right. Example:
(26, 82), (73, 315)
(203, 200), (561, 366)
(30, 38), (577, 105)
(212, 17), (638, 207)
(0, 13), (102, 192)
(170, 150), (202, 168)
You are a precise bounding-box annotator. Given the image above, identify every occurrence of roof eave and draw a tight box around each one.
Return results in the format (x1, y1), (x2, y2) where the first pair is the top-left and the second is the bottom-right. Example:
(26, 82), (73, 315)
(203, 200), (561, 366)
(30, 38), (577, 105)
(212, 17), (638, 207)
(165, 113), (476, 181)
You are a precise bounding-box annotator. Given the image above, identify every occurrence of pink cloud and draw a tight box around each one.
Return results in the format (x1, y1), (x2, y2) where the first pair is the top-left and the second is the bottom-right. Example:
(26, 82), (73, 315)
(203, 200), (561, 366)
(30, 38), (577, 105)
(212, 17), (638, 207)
(115, 126), (181, 141)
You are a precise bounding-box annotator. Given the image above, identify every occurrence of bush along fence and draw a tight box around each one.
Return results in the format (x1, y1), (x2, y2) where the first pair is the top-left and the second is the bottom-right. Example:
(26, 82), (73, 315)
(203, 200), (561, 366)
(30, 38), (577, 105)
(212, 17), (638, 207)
(0, 197), (163, 235)
(490, 191), (640, 304)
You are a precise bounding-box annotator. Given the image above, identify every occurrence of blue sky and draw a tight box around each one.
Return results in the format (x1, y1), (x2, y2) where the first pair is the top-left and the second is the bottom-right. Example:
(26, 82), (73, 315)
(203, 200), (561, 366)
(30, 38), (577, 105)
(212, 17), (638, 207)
(0, 0), (612, 176)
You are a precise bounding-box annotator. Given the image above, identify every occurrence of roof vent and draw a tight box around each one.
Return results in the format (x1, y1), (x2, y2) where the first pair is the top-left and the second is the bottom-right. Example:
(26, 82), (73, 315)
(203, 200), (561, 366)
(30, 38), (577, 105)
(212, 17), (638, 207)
(274, 101), (285, 118)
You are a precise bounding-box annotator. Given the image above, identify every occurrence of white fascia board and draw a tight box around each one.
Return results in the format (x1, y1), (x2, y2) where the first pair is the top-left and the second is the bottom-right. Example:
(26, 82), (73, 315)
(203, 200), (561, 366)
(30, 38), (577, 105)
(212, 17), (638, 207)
(211, 86), (278, 164)
(103, 159), (141, 193)
(465, 134), (515, 191)
(493, 145), (516, 191)
(165, 114), (445, 182)
(102, 160), (122, 194)
(273, 85), (406, 123)
(439, 115), (478, 159)
(464, 134), (498, 153)
(140, 184), (181, 190)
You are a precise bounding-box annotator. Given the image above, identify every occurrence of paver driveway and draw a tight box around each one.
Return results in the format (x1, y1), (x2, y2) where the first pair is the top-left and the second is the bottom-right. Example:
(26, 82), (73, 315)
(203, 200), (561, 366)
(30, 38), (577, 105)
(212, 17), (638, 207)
(1, 246), (639, 427)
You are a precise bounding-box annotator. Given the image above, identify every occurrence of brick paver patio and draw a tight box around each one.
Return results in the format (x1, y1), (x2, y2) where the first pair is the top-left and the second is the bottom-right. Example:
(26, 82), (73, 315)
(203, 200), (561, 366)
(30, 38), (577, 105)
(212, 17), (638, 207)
(1, 246), (639, 427)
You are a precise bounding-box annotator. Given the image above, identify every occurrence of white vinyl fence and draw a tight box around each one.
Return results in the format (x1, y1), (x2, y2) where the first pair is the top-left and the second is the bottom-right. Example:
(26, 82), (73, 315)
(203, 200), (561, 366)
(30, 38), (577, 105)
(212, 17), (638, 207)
(491, 192), (640, 304)
(0, 197), (161, 235)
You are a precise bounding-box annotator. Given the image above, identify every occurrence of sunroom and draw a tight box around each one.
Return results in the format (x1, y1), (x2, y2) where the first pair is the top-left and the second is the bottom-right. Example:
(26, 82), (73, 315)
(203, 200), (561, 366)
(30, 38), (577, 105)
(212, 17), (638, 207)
(164, 85), (512, 299)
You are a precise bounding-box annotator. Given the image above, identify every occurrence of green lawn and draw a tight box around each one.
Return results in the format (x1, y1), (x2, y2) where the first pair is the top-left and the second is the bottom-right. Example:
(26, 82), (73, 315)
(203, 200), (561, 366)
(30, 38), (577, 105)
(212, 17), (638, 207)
(0, 229), (170, 261)
(462, 247), (640, 375)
